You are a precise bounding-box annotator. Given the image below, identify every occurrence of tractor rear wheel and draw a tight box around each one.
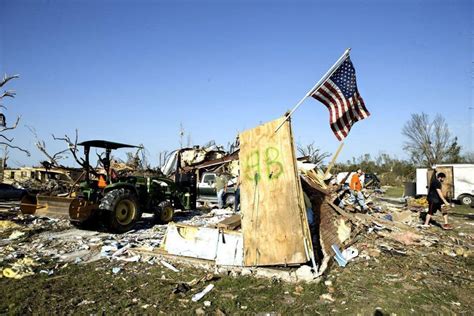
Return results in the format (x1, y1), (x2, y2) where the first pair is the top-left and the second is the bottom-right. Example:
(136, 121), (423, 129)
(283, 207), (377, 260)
(100, 188), (139, 233)
(154, 201), (174, 224)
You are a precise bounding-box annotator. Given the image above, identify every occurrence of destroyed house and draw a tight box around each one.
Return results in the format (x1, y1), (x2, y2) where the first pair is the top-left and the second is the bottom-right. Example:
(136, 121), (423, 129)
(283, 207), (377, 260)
(161, 116), (356, 279)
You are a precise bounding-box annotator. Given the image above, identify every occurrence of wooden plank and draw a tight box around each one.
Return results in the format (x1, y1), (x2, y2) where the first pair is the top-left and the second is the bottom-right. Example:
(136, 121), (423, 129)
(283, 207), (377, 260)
(239, 117), (311, 266)
(217, 214), (241, 230)
(323, 142), (344, 179)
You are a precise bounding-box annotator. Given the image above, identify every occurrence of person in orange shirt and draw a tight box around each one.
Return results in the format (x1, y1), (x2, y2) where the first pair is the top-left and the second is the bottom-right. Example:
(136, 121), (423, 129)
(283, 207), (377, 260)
(349, 169), (368, 211)
(350, 169), (363, 192)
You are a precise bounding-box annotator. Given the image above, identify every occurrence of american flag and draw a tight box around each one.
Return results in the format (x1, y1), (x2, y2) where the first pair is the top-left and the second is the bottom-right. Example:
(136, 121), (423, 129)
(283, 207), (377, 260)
(311, 56), (370, 141)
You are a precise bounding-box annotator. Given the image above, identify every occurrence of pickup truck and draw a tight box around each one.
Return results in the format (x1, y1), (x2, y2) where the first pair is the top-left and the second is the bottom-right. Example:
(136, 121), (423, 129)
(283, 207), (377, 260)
(197, 172), (235, 206)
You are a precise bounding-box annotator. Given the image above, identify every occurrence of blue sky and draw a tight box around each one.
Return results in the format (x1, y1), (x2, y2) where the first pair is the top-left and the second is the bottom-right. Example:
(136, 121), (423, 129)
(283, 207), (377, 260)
(0, 0), (472, 167)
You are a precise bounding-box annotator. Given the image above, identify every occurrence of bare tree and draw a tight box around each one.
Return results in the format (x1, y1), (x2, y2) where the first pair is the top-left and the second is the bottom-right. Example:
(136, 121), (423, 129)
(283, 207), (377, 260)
(402, 113), (461, 167)
(297, 142), (331, 167)
(28, 126), (96, 173)
(0, 73), (30, 157)
(462, 151), (474, 163)
(51, 130), (90, 169)
(27, 125), (69, 168)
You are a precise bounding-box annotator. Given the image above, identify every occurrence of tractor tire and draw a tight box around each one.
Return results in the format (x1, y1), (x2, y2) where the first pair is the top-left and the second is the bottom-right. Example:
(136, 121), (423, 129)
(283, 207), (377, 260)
(154, 201), (174, 224)
(100, 188), (140, 233)
(459, 194), (473, 206)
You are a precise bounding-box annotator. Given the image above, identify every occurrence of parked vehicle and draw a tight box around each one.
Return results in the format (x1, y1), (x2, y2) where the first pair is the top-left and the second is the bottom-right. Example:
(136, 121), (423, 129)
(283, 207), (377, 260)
(416, 164), (474, 205)
(197, 171), (235, 206)
(0, 183), (27, 201)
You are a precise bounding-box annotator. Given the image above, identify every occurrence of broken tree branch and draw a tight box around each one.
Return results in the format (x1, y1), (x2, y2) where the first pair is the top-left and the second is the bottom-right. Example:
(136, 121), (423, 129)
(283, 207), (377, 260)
(0, 142), (30, 156)
(0, 74), (19, 88)
(0, 90), (16, 99)
(0, 116), (20, 133)
(0, 134), (13, 143)
(52, 130), (98, 176)
(36, 139), (70, 168)
(54, 136), (80, 165)
(26, 125), (63, 167)
(0, 72), (29, 158)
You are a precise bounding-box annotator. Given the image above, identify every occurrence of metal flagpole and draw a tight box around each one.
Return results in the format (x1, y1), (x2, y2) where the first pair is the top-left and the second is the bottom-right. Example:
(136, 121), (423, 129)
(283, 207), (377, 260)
(274, 48), (351, 133)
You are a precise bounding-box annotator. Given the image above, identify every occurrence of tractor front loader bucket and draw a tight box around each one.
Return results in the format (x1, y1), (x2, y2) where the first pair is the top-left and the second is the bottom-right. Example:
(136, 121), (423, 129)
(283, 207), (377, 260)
(69, 198), (99, 223)
(20, 194), (75, 219)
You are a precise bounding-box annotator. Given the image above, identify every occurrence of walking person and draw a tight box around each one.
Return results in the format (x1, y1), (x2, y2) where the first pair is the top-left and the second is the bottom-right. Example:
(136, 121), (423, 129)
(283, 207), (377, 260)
(215, 171), (228, 209)
(349, 169), (368, 212)
(423, 172), (452, 229)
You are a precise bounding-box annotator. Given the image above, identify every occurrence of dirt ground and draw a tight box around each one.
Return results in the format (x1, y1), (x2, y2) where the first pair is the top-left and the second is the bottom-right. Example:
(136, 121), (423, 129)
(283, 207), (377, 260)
(0, 201), (473, 315)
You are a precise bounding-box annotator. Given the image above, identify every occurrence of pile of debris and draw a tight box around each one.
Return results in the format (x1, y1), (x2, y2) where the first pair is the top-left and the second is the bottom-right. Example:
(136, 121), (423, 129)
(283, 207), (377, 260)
(15, 178), (71, 196)
(0, 209), (239, 280)
(2, 116), (473, 286)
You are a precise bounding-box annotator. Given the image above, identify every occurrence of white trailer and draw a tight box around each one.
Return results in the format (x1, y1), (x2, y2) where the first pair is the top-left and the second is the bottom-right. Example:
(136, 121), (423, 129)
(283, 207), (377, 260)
(416, 164), (474, 205)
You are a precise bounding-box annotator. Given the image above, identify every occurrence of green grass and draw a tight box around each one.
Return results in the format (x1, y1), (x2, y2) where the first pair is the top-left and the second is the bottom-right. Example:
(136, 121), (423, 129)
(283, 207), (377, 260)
(327, 246), (473, 315)
(0, 260), (331, 315)
(451, 204), (473, 215)
(383, 186), (404, 198)
(1, 251), (472, 315)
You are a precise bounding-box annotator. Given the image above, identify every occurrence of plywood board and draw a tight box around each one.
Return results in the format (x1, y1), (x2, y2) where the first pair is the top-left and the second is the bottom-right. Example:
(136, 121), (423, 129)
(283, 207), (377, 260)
(239, 117), (311, 266)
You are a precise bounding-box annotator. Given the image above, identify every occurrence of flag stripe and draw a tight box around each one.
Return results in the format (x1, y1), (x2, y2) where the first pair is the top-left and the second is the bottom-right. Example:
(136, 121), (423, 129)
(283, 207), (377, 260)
(319, 85), (349, 136)
(315, 87), (348, 139)
(313, 93), (334, 123)
(351, 94), (365, 120)
(358, 93), (370, 118)
(329, 80), (363, 123)
(325, 81), (354, 132)
(312, 92), (345, 140)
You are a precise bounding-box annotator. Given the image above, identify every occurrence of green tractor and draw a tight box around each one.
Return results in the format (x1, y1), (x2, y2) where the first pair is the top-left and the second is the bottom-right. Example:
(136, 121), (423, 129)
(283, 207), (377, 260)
(21, 140), (192, 233)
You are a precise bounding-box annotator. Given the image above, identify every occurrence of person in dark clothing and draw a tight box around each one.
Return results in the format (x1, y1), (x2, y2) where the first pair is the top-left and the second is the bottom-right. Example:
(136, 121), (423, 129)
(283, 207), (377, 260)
(424, 172), (451, 229)
(234, 175), (240, 213)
